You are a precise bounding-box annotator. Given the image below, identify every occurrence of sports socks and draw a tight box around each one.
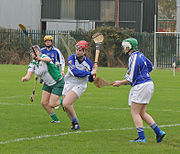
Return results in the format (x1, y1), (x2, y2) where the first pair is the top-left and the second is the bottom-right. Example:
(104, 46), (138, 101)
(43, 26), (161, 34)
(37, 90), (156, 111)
(151, 123), (161, 135)
(72, 117), (78, 123)
(59, 98), (63, 105)
(50, 112), (59, 121)
(136, 127), (145, 140)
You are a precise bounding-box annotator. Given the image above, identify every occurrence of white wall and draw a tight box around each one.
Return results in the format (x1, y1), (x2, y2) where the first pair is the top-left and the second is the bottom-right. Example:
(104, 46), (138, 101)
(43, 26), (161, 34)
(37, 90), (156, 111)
(45, 19), (95, 31)
(177, 0), (180, 32)
(0, 0), (41, 29)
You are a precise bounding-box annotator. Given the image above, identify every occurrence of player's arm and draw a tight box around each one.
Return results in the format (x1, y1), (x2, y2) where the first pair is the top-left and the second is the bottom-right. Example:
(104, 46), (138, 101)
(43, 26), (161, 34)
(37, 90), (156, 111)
(113, 79), (130, 87)
(146, 58), (153, 73)
(88, 60), (97, 82)
(113, 56), (136, 87)
(21, 71), (33, 82)
(36, 55), (51, 63)
(22, 62), (35, 82)
(124, 55), (139, 84)
(68, 56), (96, 77)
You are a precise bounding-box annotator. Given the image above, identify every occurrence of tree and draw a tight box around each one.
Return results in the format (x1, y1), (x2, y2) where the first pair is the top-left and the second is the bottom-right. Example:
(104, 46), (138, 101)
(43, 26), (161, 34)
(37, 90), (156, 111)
(158, 0), (176, 19)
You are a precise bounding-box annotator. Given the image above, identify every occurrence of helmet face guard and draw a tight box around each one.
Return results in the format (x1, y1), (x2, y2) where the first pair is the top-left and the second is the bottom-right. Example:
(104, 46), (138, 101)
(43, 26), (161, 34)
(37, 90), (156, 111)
(122, 41), (132, 54)
(30, 45), (41, 57)
(122, 38), (138, 54)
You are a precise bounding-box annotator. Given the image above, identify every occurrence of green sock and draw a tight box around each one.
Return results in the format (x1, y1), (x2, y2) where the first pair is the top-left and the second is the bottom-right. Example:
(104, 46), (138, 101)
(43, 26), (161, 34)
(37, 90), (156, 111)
(50, 112), (59, 121)
(59, 98), (63, 105)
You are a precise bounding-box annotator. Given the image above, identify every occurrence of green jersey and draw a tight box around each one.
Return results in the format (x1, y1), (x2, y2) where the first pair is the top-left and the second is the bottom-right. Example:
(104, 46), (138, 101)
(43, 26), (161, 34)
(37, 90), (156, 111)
(28, 54), (63, 86)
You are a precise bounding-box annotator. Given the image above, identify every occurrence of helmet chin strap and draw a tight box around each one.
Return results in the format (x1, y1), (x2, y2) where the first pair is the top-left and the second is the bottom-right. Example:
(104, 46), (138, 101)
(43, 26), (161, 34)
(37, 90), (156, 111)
(46, 45), (52, 50)
(77, 52), (85, 60)
(125, 49), (131, 55)
(126, 49), (137, 55)
(77, 55), (85, 60)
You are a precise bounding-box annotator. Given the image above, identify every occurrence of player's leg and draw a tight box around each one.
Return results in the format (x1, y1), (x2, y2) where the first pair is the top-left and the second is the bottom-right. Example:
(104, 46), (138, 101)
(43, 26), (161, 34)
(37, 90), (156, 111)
(41, 90), (51, 113)
(48, 94), (61, 123)
(54, 97), (63, 110)
(63, 91), (78, 119)
(52, 79), (64, 110)
(140, 104), (155, 125)
(63, 90), (80, 130)
(48, 81), (64, 123)
(130, 102), (146, 142)
(53, 79), (64, 110)
(41, 90), (60, 123)
(140, 105), (166, 143)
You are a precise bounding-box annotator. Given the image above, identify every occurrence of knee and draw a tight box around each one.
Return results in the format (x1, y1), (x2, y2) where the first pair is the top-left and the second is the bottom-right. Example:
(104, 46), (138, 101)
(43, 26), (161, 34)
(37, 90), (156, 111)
(41, 100), (48, 107)
(63, 102), (71, 109)
(140, 112), (146, 119)
(48, 102), (55, 108)
(131, 110), (141, 118)
(63, 103), (68, 109)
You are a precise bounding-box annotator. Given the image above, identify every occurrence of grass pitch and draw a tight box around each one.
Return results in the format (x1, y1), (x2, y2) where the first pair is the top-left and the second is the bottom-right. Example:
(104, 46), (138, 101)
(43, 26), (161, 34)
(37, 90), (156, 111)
(0, 64), (180, 153)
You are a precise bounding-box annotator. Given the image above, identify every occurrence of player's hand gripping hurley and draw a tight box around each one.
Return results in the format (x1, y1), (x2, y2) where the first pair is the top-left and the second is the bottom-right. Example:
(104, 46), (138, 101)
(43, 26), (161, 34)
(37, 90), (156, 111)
(92, 32), (104, 79)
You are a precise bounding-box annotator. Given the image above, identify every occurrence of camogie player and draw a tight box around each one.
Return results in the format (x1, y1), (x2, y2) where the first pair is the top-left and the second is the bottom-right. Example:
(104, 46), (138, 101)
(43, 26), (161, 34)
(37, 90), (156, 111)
(62, 40), (97, 130)
(113, 38), (166, 143)
(41, 35), (65, 108)
(41, 35), (65, 77)
(21, 45), (64, 123)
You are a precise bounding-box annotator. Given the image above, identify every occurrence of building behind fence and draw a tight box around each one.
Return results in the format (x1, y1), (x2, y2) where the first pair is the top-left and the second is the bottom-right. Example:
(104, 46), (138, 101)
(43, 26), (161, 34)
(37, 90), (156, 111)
(0, 0), (156, 33)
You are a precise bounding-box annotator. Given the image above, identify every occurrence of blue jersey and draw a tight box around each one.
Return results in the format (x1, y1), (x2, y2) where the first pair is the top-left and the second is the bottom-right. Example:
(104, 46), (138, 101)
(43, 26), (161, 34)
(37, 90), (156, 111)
(41, 46), (65, 71)
(64, 54), (94, 84)
(125, 51), (153, 87)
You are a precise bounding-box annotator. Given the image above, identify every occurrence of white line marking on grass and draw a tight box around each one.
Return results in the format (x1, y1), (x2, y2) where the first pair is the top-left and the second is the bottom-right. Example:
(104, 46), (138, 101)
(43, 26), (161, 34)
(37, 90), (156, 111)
(0, 103), (37, 106)
(0, 103), (180, 113)
(0, 124), (180, 144)
(0, 94), (40, 99)
(0, 95), (31, 99)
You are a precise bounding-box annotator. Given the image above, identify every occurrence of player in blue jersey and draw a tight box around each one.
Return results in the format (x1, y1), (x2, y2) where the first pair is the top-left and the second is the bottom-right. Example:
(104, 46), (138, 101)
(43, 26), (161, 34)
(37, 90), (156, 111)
(62, 40), (97, 130)
(113, 38), (165, 143)
(41, 35), (65, 77)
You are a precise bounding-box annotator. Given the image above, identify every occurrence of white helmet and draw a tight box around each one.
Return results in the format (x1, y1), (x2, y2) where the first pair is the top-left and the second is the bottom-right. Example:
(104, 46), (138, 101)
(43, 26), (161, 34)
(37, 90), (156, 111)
(122, 41), (132, 51)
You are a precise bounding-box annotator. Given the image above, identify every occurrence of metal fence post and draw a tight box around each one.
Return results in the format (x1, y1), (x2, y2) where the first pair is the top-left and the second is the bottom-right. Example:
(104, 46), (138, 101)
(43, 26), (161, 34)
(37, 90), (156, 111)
(154, 14), (157, 69)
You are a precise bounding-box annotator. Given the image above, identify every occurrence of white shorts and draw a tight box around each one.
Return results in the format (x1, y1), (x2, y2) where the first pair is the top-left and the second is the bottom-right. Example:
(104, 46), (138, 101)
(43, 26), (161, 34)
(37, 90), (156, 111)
(128, 81), (154, 106)
(62, 82), (87, 98)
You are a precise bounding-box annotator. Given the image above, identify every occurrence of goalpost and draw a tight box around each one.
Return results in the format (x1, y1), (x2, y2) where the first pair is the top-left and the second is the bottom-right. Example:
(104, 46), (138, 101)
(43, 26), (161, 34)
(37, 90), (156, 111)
(55, 31), (77, 59)
(154, 31), (180, 76)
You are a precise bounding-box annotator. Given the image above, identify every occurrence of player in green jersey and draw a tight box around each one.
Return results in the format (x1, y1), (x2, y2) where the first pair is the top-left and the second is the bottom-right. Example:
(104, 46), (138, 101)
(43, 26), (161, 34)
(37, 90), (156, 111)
(21, 45), (64, 123)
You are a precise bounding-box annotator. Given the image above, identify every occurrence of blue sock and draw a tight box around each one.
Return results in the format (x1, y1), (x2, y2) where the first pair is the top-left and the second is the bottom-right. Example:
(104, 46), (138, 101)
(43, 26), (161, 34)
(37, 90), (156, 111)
(136, 127), (145, 140)
(72, 117), (78, 123)
(151, 123), (161, 135)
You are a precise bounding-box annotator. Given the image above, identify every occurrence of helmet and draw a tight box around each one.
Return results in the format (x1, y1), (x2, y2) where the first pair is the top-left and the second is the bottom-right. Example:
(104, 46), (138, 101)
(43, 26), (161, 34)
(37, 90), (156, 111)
(44, 35), (54, 42)
(75, 40), (88, 52)
(30, 45), (41, 53)
(122, 38), (138, 51)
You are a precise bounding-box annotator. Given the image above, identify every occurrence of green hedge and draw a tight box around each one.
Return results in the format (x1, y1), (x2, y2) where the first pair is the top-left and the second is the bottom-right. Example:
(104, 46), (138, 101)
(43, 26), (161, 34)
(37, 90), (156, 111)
(0, 26), (135, 66)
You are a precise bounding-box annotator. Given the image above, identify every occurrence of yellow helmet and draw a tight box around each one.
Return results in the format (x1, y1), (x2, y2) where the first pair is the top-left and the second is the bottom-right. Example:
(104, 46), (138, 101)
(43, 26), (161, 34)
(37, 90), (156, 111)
(44, 35), (54, 42)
